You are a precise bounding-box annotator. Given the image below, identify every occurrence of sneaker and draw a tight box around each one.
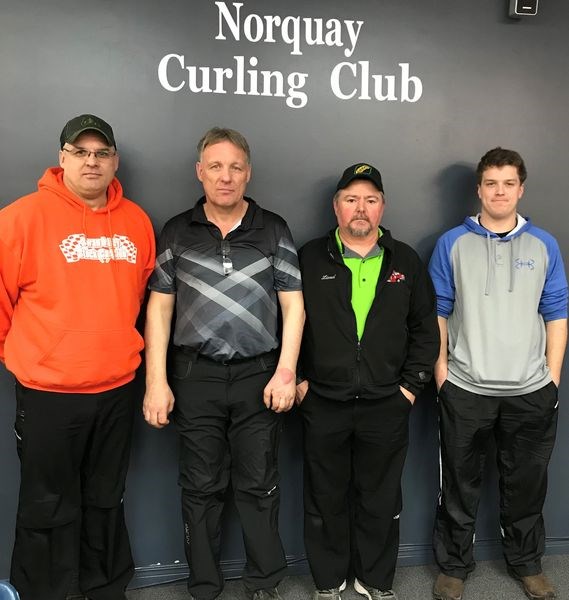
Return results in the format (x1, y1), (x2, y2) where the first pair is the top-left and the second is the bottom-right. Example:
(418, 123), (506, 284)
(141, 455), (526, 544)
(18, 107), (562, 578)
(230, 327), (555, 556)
(251, 588), (283, 600)
(354, 578), (398, 600)
(518, 573), (556, 599)
(313, 589), (342, 600)
(433, 573), (464, 600)
(313, 581), (347, 600)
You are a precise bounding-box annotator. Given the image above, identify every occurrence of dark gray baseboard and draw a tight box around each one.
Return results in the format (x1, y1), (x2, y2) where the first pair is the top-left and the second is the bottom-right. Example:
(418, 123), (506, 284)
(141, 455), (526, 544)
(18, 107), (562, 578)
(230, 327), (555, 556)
(130, 539), (569, 589)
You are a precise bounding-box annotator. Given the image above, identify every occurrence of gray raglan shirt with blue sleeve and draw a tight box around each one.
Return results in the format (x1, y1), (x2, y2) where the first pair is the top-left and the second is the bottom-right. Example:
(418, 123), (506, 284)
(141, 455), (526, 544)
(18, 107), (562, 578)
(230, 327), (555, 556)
(429, 215), (568, 396)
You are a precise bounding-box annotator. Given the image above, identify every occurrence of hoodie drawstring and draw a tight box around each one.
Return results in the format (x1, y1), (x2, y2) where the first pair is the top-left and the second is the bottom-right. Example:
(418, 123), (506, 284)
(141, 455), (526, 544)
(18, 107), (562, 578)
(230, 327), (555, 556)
(508, 237), (517, 293)
(484, 231), (493, 296)
(82, 203), (87, 238)
(472, 214), (527, 298)
(106, 207), (116, 261)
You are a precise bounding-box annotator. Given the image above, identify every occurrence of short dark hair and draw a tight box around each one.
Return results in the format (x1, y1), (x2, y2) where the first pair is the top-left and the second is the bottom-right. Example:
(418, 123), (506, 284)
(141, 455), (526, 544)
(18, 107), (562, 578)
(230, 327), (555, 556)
(476, 147), (527, 184)
(197, 127), (251, 163)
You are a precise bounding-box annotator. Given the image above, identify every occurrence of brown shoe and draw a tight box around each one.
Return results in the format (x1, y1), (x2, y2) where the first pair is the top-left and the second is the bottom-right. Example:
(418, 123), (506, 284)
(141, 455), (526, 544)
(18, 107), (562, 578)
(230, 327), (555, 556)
(519, 573), (556, 599)
(433, 573), (464, 600)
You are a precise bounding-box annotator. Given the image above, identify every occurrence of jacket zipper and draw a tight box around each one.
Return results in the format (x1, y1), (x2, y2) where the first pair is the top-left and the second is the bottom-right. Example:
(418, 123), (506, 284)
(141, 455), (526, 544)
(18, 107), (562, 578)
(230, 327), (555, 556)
(355, 340), (361, 399)
(328, 235), (388, 401)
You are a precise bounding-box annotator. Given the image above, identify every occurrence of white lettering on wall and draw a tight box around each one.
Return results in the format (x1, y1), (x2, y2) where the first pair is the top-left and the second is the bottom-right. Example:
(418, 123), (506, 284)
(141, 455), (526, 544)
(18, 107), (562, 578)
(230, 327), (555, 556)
(215, 2), (363, 58)
(157, 4), (425, 109)
(330, 62), (423, 103)
(157, 54), (309, 109)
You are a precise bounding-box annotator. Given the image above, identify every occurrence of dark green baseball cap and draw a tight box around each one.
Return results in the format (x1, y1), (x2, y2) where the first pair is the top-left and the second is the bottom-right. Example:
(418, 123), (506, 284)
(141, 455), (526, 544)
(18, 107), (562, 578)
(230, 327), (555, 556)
(60, 114), (116, 149)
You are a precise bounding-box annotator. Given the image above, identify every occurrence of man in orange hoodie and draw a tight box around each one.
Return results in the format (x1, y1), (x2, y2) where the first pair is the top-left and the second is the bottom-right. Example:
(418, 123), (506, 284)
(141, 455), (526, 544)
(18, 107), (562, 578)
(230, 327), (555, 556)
(0, 114), (156, 600)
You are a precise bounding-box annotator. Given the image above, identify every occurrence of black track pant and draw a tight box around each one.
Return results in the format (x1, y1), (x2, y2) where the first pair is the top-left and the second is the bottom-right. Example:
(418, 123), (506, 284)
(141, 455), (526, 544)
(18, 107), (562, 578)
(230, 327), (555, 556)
(170, 350), (286, 600)
(10, 380), (136, 600)
(433, 380), (558, 579)
(301, 388), (412, 592)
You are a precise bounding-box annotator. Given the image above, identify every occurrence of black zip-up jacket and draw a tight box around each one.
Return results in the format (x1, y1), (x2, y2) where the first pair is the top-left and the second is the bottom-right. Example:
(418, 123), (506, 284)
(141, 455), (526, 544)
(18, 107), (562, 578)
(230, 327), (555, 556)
(299, 227), (439, 401)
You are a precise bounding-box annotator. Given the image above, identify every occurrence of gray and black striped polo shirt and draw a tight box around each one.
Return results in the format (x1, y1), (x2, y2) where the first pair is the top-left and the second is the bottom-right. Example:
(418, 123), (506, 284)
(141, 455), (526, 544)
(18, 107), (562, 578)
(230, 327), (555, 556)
(149, 197), (302, 361)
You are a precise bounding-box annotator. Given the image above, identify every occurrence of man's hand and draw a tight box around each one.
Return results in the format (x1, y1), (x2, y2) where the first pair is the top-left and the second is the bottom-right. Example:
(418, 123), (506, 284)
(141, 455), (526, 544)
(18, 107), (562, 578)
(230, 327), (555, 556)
(434, 316), (449, 392)
(263, 367), (296, 412)
(295, 379), (309, 405)
(434, 362), (448, 392)
(399, 385), (416, 405)
(143, 381), (175, 428)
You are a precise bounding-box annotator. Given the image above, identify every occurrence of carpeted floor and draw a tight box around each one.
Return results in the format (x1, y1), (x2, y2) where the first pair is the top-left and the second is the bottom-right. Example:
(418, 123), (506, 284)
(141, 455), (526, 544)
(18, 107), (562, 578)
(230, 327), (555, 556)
(126, 554), (569, 599)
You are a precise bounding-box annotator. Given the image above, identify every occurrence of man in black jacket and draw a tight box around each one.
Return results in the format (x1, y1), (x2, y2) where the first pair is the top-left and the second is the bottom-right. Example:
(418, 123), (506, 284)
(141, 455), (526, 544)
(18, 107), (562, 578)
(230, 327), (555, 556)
(296, 163), (439, 600)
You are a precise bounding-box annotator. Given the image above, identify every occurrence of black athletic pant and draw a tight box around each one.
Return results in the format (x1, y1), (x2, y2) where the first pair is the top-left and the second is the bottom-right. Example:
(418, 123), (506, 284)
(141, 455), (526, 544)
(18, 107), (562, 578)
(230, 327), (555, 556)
(170, 349), (286, 600)
(301, 388), (412, 592)
(10, 380), (136, 600)
(433, 380), (558, 579)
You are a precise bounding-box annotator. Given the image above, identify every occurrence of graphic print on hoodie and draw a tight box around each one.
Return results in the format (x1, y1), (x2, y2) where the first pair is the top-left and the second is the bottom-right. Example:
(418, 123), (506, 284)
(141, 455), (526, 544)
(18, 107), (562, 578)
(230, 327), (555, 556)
(0, 167), (156, 392)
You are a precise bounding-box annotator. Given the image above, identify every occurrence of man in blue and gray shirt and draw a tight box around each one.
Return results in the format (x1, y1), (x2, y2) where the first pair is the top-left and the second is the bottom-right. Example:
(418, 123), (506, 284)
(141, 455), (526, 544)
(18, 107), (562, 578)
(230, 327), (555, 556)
(143, 127), (304, 600)
(429, 147), (568, 600)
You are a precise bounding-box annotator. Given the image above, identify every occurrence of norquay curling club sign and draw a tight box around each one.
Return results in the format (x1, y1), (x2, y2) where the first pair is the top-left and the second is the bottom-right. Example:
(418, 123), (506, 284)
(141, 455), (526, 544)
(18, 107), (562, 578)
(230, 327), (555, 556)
(157, 2), (424, 109)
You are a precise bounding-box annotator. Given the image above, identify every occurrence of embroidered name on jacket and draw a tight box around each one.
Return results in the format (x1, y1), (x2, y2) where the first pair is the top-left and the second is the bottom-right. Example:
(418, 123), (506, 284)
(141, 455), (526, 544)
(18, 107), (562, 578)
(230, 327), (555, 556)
(59, 233), (138, 264)
(387, 270), (406, 283)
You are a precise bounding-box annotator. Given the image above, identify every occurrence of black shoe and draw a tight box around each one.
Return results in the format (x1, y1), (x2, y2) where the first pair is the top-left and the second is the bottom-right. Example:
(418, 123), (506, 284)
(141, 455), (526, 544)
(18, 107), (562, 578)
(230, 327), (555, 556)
(250, 588), (283, 600)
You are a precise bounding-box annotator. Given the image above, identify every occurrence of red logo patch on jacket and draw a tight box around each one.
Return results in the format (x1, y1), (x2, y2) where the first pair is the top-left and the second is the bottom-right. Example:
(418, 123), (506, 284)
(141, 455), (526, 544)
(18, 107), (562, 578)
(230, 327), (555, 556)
(387, 270), (406, 283)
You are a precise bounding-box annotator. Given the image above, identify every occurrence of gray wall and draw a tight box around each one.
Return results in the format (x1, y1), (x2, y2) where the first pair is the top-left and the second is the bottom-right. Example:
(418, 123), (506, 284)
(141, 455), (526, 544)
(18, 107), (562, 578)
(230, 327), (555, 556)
(1, 0), (568, 587)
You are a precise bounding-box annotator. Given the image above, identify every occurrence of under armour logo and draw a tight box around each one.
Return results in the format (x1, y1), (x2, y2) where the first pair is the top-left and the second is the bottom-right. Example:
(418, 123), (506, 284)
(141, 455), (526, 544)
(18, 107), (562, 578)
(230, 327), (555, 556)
(514, 258), (535, 270)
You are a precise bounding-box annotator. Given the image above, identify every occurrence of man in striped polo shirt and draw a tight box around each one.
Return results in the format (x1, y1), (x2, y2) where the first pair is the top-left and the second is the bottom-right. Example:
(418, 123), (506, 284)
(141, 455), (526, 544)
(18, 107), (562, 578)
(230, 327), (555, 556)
(143, 127), (304, 600)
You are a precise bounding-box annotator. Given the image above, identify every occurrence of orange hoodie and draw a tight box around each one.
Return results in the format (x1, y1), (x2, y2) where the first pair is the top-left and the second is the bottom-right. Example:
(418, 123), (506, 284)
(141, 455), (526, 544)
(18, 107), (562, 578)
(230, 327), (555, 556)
(0, 167), (156, 393)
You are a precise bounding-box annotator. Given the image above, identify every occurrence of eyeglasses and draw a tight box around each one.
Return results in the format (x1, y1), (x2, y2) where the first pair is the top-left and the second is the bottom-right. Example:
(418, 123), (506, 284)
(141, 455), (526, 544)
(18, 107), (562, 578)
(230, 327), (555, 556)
(62, 145), (117, 160)
(221, 240), (233, 275)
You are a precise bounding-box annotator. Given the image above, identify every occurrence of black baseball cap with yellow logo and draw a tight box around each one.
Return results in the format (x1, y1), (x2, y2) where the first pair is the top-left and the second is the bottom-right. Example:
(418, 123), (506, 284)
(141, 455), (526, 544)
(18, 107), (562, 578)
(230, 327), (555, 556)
(60, 114), (116, 149)
(336, 163), (384, 193)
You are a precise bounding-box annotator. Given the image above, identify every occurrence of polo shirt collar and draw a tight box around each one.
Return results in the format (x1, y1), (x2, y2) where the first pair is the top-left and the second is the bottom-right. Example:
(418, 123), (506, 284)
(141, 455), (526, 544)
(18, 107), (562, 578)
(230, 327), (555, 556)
(190, 196), (263, 230)
(335, 227), (383, 259)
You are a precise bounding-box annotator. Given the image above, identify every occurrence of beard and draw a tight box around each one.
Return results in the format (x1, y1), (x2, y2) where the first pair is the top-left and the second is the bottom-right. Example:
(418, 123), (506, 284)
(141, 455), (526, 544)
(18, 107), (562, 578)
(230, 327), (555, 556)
(348, 218), (372, 237)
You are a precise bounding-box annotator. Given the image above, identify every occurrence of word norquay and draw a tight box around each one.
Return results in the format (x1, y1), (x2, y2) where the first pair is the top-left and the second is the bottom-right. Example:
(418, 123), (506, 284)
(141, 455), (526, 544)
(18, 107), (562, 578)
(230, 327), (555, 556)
(157, 2), (424, 109)
(214, 1), (364, 57)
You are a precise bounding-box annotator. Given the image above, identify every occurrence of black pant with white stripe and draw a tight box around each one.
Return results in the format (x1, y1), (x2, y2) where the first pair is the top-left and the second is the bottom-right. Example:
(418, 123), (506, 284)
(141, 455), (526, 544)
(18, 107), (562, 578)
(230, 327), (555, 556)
(10, 380), (136, 600)
(301, 388), (412, 592)
(170, 349), (286, 600)
(433, 380), (558, 579)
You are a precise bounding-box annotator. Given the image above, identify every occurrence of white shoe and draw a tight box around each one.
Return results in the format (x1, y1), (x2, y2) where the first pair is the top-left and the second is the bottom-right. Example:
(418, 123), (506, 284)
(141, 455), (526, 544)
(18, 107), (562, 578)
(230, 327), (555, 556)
(354, 577), (398, 600)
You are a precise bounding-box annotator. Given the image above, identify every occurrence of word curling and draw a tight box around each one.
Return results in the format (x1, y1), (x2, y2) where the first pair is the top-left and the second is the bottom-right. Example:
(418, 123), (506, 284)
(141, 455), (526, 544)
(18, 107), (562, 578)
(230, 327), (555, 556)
(158, 54), (309, 109)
